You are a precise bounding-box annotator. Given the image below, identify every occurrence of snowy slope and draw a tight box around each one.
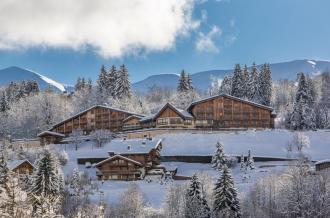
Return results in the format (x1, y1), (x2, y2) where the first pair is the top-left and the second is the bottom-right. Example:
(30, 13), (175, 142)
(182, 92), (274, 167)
(0, 66), (73, 92)
(132, 59), (330, 93)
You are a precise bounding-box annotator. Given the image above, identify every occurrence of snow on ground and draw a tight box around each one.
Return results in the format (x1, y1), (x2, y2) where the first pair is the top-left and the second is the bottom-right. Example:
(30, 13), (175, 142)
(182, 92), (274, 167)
(53, 129), (329, 208)
(73, 161), (290, 208)
(160, 129), (330, 160)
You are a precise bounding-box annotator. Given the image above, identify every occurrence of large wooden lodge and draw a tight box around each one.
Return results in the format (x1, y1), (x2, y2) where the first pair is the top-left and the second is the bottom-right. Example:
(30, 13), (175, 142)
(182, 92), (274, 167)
(38, 94), (276, 143)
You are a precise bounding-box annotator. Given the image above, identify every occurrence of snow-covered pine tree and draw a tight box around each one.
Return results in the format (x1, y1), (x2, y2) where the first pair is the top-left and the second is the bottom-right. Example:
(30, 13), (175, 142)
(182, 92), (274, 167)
(213, 165), (241, 218)
(115, 64), (131, 99)
(108, 65), (118, 98)
(30, 149), (63, 213)
(185, 174), (211, 218)
(231, 64), (245, 98)
(246, 150), (255, 170)
(242, 65), (250, 99)
(187, 73), (194, 91)
(247, 62), (259, 101)
(289, 73), (316, 130)
(257, 63), (272, 106)
(219, 75), (232, 95)
(211, 141), (228, 171)
(0, 91), (9, 112)
(177, 70), (190, 92)
(70, 168), (80, 196)
(0, 143), (9, 186)
(97, 65), (108, 94)
(319, 71), (330, 109)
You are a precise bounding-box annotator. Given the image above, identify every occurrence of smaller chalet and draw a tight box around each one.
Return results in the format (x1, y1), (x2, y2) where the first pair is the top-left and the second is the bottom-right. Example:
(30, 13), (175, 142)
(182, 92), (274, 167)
(8, 159), (35, 175)
(95, 139), (163, 180)
(122, 114), (144, 131)
(140, 103), (194, 129)
(315, 159), (330, 171)
(37, 131), (65, 146)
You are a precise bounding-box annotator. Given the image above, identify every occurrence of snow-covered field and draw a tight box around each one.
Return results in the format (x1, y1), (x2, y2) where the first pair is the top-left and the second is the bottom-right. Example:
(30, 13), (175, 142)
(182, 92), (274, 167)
(74, 161), (289, 208)
(59, 129), (330, 161)
(52, 129), (330, 208)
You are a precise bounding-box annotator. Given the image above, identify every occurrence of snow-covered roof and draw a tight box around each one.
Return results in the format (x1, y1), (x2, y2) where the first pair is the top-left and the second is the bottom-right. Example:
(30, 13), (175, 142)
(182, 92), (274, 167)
(315, 159), (330, 165)
(107, 138), (162, 154)
(95, 154), (143, 167)
(7, 159), (35, 170)
(50, 105), (146, 130)
(142, 103), (194, 122)
(37, 131), (65, 137)
(139, 115), (155, 123)
(123, 114), (144, 123)
(187, 94), (274, 111)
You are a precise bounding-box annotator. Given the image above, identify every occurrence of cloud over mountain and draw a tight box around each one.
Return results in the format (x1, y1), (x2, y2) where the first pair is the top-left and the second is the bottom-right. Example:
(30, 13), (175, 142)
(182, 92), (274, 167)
(0, 0), (198, 58)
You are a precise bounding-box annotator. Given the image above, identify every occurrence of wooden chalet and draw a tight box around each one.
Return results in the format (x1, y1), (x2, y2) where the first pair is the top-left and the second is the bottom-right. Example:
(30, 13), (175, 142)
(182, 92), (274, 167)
(37, 131), (65, 146)
(95, 139), (163, 180)
(38, 105), (144, 144)
(8, 159), (35, 175)
(187, 94), (275, 129)
(140, 103), (194, 129)
(38, 94), (275, 144)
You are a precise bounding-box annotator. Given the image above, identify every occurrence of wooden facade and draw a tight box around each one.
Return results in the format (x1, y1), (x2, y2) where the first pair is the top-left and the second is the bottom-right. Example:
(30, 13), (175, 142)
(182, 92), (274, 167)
(39, 95), (275, 143)
(50, 105), (143, 136)
(315, 160), (330, 171)
(95, 155), (143, 180)
(95, 139), (163, 180)
(187, 94), (275, 129)
(8, 160), (35, 175)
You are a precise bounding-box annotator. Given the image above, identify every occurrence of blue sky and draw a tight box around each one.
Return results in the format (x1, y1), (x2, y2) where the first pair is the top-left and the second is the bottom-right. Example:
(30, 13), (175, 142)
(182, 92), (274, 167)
(0, 0), (330, 84)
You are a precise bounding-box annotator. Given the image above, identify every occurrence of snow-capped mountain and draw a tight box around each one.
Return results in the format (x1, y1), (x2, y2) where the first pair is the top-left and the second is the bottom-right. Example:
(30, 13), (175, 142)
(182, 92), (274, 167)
(0, 66), (74, 92)
(133, 59), (330, 93)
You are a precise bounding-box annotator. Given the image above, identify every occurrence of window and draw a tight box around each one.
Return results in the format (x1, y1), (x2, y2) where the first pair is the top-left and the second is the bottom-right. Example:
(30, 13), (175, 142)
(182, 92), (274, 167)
(157, 118), (168, 125)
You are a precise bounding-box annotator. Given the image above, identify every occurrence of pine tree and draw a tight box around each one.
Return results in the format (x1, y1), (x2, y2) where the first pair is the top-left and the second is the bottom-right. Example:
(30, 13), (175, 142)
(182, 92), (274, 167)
(231, 64), (245, 98)
(242, 65), (249, 99)
(0, 91), (9, 112)
(319, 71), (330, 109)
(0, 143), (8, 186)
(108, 65), (118, 97)
(29, 149), (63, 213)
(97, 65), (108, 94)
(115, 64), (131, 99)
(257, 63), (272, 106)
(246, 150), (255, 170)
(70, 168), (80, 196)
(289, 73), (316, 130)
(247, 62), (259, 101)
(187, 73), (194, 90)
(219, 75), (232, 95)
(211, 141), (228, 171)
(177, 70), (190, 92)
(185, 174), (211, 218)
(213, 165), (241, 218)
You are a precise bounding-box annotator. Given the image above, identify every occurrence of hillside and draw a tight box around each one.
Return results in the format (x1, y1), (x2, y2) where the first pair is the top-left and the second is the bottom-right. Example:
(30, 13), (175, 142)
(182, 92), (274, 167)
(132, 59), (330, 93)
(0, 66), (73, 92)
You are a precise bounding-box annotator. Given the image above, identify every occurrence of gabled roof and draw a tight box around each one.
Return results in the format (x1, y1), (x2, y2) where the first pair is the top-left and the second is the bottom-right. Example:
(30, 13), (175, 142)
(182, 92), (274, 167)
(95, 154), (143, 167)
(315, 159), (330, 165)
(187, 94), (274, 111)
(7, 159), (35, 171)
(148, 103), (194, 121)
(50, 105), (145, 129)
(37, 131), (65, 137)
(123, 114), (144, 123)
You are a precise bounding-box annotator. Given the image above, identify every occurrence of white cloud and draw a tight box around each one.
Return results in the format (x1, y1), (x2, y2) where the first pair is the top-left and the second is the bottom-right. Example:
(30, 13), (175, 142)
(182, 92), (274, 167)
(201, 9), (208, 23)
(195, 25), (221, 53)
(0, 0), (199, 58)
(224, 35), (237, 46)
(229, 18), (236, 28)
